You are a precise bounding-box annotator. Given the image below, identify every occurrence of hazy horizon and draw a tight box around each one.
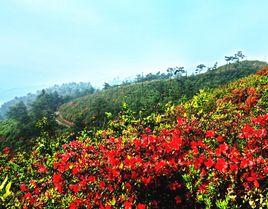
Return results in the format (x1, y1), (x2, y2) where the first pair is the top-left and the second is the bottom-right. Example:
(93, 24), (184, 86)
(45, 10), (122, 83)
(1, 0), (268, 104)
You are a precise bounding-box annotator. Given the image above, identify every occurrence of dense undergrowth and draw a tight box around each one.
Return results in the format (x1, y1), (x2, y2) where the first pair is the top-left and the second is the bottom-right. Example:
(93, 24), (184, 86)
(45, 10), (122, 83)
(0, 67), (268, 208)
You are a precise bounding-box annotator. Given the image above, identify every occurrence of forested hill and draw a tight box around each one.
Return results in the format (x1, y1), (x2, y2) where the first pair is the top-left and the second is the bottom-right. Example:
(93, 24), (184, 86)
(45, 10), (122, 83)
(59, 60), (267, 130)
(0, 82), (95, 119)
(0, 65), (267, 209)
(0, 60), (266, 150)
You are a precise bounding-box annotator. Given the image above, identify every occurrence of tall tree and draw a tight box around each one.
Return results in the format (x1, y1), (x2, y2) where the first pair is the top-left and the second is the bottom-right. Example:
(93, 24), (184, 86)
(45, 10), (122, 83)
(195, 64), (206, 74)
(7, 102), (29, 123)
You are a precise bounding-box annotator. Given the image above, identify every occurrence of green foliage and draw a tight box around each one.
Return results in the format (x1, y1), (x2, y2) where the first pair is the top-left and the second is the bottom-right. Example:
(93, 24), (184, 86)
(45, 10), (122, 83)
(0, 90), (65, 150)
(7, 102), (29, 123)
(0, 67), (267, 208)
(0, 82), (96, 118)
(60, 60), (267, 132)
(0, 119), (25, 150)
(0, 176), (12, 205)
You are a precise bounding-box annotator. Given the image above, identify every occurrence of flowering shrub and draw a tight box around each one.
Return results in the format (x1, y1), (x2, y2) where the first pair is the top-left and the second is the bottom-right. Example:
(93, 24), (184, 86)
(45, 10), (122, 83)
(0, 67), (267, 208)
(7, 113), (267, 209)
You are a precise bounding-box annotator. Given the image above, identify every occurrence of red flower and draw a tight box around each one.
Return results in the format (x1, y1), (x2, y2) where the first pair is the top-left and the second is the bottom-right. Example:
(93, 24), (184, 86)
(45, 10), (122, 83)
(245, 96), (258, 107)
(198, 183), (208, 193)
(177, 117), (184, 125)
(169, 182), (181, 190)
(125, 182), (132, 191)
(254, 128), (267, 138)
(69, 199), (82, 209)
(69, 202), (78, 209)
(155, 160), (166, 172)
(215, 158), (228, 172)
(204, 158), (214, 168)
(141, 176), (152, 186)
(3, 147), (10, 155)
(217, 135), (224, 142)
(242, 124), (254, 138)
(218, 143), (228, 153)
(240, 158), (249, 169)
(137, 203), (146, 209)
(254, 180), (260, 188)
(124, 201), (132, 209)
(99, 181), (105, 189)
(24, 192), (32, 199)
(69, 184), (80, 193)
(145, 127), (151, 133)
(34, 187), (40, 195)
(229, 164), (238, 172)
(205, 130), (215, 138)
(20, 183), (28, 192)
(170, 136), (183, 150)
(175, 195), (182, 204)
(53, 173), (63, 183)
(72, 167), (79, 175)
(88, 176), (95, 183)
(37, 164), (47, 173)
(52, 173), (64, 193)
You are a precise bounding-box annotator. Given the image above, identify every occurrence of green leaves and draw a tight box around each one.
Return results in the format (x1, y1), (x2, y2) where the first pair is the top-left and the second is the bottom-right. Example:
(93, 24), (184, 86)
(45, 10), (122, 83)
(215, 197), (230, 209)
(0, 176), (12, 203)
(0, 176), (8, 191)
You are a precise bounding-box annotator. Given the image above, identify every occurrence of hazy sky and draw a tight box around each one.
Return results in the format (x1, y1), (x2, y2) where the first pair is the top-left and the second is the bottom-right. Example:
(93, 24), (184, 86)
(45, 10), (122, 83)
(0, 0), (268, 104)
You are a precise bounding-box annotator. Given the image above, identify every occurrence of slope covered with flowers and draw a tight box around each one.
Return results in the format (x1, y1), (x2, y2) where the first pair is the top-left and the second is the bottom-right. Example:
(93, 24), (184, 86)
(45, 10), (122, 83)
(0, 67), (268, 208)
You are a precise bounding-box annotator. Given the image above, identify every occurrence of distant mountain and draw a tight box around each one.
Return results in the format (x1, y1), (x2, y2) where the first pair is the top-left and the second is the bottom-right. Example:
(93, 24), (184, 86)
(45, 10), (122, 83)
(0, 82), (96, 118)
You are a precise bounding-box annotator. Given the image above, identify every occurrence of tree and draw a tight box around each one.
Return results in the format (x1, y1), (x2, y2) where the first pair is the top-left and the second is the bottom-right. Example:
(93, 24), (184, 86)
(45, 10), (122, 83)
(103, 83), (111, 90)
(195, 64), (206, 74)
(7, 102), (29, 123)
(135, 74), (144, 83)
(225, 51), (245, 64)
(174, 67), (186, 77)
(6, 102), (34, 140)
(167, 67), (186, 78)
(30, 90), (63, 120)
(207, 62), (218, 72)
(30, 90), (63, 137)
(167, 67), (175, 78)
(225, 56), (236, 64)
(212, 62), (218, 70)
(235, 51), (245, 61)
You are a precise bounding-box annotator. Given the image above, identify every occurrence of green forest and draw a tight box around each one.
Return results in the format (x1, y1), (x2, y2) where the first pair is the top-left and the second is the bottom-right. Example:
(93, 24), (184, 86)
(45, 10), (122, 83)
(59, 60), (266, 132)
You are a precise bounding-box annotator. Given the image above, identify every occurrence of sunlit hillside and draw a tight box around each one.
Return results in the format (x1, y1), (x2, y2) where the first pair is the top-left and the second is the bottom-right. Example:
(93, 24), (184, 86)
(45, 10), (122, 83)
(0, 66), (267, 208)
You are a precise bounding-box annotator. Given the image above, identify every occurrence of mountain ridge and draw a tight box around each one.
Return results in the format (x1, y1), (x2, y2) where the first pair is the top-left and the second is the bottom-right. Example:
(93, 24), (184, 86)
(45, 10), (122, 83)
(59, 60), (267, 130)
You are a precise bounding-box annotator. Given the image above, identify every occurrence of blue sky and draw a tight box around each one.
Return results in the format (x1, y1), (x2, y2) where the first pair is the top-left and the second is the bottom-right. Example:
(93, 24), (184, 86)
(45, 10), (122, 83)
(0, 0), (268, 104)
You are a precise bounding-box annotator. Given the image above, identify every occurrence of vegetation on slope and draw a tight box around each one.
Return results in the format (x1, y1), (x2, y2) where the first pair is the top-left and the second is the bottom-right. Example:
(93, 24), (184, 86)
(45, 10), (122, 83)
(0, 60), (266, 151)
(0, 82), (95, 118)
(0, 91), (64, 150)
(0, 66), (267, 208)
(59, 60), (267, 131)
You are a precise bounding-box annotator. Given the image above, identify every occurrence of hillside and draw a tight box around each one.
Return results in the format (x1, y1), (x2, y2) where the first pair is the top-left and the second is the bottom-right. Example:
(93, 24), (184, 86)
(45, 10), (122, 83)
(0, 82), (96, 119)
(59, 60), (267, 130)
(0, 60), (266, 150)
(0, 66), (267, 208)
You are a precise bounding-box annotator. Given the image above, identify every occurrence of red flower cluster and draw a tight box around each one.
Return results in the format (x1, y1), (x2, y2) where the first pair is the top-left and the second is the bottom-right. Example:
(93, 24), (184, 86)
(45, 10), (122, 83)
(52, 173), (64, 193)
(3, 146), (10, 155)
(17, 112), (268, 208)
